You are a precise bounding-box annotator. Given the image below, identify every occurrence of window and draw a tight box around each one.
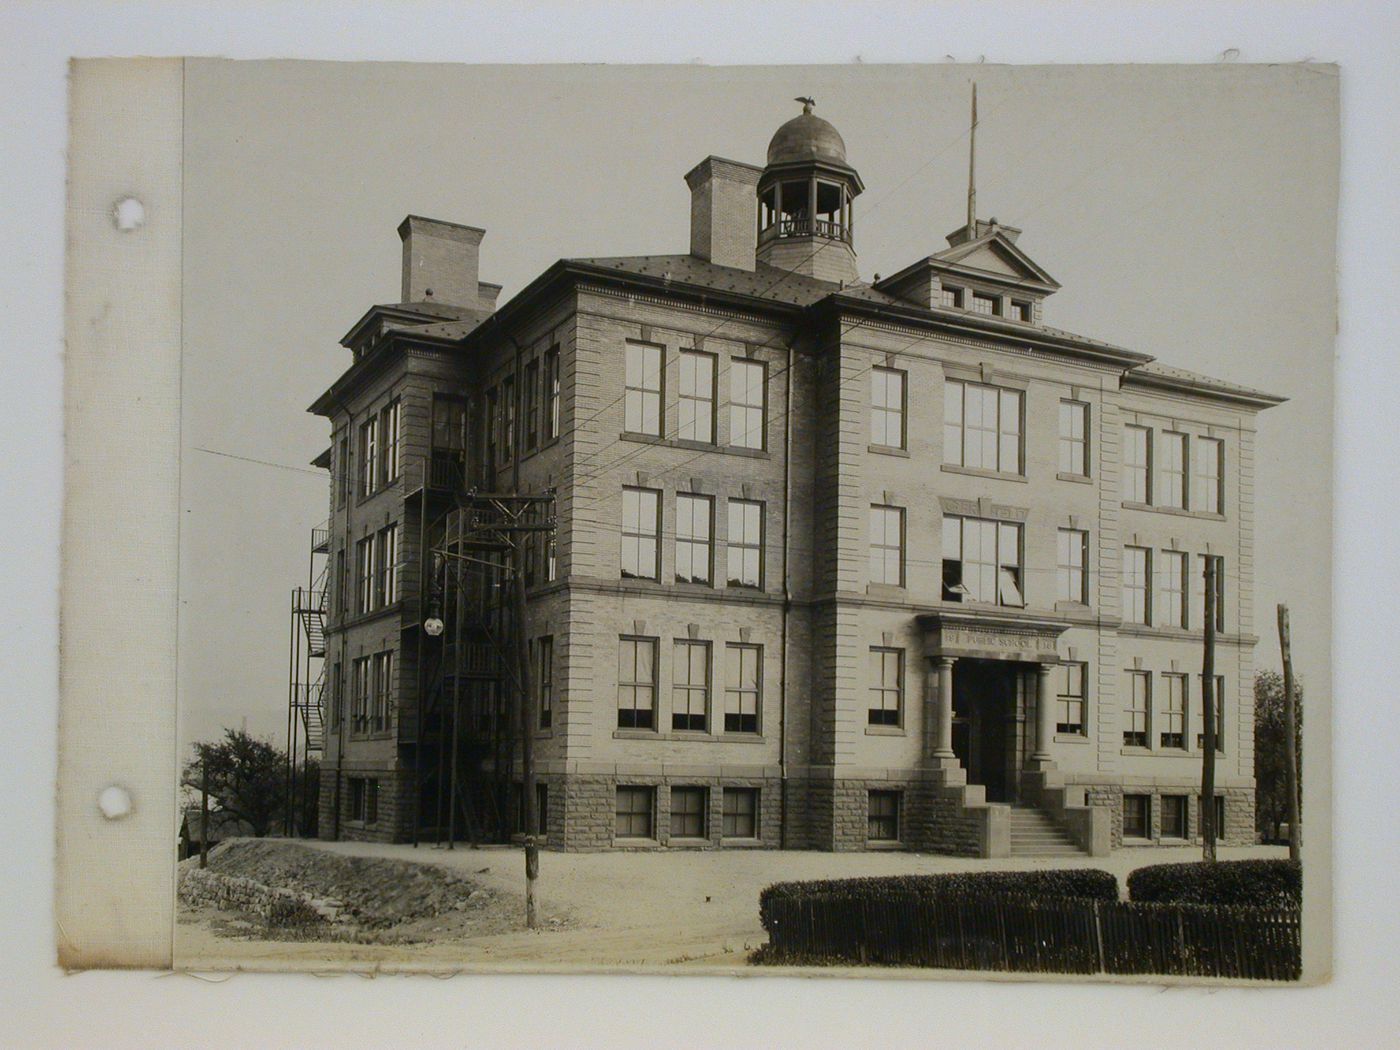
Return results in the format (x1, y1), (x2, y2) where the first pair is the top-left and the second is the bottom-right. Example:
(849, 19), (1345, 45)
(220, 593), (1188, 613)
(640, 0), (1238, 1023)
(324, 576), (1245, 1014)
(1012, 300), (1033, 323)
(335, 548), (346, 616)
(336, 437), (349, 508)
(729, 359), (766, 449)
(617, 637), (657, 729)
(524, 358), (540, 451)
(431, 395), (467, 488)
(678, 350), (716, 442)
(943, 517), (1023, 606)
(620, 487), (660, 580)
(624, 342), (663, 435)
(1192, 436), (1223, 514)
(726, 499), (763, 588)
(372, 650), (392, 732)
(674, 494), (713, 585)
(1123, 424), (1152, 503)
(1057, 528), (1089, 604)
(868, 647), (903, 727)
(376, 524), (398, 607)
(1161, 795), (1188, 839)
(1197, 674), (1226, 752)
(869, 504), (905, 586)
(870, 367), (906, 448)
(724, 643), (761, 733)
(545, 345), (561, 442)
(669, 786), (707, 838)
(1123, 546), (1151, 625)
(1160, 550), (1189, 628)
(545, 533), (558, 582)
(378, 400), (401, 486)
(672, 640), (710, 732)
(351, 656), (371, 732)
(615, 787), (654, 839)
(944, 379), (1023, 474)
(1057, 662), (1087, 735)
(939, 285), (963, 308)
(1161, 431), (1188, 509)
(355, 536), (376, 615)
(1058, 400), (1089, 476)
(867, 790), (901, 842)
(1124, 670), (1150, 747)
(1195, 554), (1227, 632)
(536, 636), (554, 729)
(1161, 673), (1187, 749)
(349, 777), (379, 823)
(971, 291), (999, 315)
(1122, 793), (1150, 839)
(484, 387), (498, 473)
(723, 788), (758, 839)
(501, 375), (516, 460)
(359, 416), (379, 496)
(328, 662), (342, 728)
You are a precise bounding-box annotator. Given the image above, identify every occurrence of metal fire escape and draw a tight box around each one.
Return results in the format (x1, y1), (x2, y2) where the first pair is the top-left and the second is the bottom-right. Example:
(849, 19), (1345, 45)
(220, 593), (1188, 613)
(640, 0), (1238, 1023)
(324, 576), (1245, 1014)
(285, 520), (330, 835)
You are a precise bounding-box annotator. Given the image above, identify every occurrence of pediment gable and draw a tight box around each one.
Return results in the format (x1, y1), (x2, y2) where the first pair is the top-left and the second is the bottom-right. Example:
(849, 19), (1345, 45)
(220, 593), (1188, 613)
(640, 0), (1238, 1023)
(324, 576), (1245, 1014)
(935, 230), (1060, 289)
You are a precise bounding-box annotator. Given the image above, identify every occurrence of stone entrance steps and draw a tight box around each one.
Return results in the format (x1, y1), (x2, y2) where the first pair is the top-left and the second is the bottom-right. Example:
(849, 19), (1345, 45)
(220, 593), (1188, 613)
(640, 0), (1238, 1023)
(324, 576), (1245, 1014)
(1008, 804), (1085, 857)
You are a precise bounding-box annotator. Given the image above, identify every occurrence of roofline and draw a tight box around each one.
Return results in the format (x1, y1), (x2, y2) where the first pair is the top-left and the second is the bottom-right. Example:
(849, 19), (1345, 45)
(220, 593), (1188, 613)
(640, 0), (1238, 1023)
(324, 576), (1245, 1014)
(1121, 368), (1288, 409)
(339, 302), (478, 349)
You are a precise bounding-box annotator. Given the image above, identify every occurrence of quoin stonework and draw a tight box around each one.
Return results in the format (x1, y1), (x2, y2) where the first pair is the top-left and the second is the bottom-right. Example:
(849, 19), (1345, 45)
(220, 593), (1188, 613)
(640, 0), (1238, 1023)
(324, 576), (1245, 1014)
(292, 99), (1283, 857)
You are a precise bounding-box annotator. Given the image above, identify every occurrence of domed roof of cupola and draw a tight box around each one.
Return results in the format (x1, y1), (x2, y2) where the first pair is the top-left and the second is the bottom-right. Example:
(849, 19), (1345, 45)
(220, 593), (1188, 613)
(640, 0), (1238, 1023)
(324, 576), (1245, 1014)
(766, 98), (849, 167)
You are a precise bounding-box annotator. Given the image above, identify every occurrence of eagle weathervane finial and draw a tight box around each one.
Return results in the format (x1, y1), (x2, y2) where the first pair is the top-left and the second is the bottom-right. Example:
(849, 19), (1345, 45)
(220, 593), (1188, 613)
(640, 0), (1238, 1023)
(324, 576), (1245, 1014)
(795, 96), (815, 114)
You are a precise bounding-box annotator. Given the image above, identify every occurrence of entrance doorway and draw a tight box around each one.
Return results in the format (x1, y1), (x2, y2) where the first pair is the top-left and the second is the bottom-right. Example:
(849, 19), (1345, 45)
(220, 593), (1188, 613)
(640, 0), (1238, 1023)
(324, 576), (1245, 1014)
(951, 659), (1027, 803)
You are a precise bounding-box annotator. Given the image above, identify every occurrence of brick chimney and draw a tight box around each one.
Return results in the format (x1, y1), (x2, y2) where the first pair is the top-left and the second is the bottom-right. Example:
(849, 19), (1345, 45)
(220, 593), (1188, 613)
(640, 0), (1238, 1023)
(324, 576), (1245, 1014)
(684, 157), (762, 271)
(398, 215), (487, 309)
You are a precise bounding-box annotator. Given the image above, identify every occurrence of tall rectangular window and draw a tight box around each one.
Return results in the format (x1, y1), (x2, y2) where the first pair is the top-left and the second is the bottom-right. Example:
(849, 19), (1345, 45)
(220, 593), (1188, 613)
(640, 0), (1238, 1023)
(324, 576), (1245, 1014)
(943, 517), (1023, 606)
(1160, 549), (1189, 628)
(484, 388), (498, 473)
(1197, 674), (1226, 751)
(624, 342), (663, 435)
(726, 499), (763, 588)
(672, 640), (710, 732)
(870, 367), (906, 448)
(501, 375), (516, 460)
(351, 656), (371, 732)
(355, 536), (376, 615)
(1057, 528), (1089, 604)
(1124, 670), (1151, 747)
(524, 359), (540, 451)
(545, 345), (561, 441)
(359, 416), (379, 496)
(868, 505), (905, 586)
(537, 636), (554, 729)
(379, 400), (401, 486)
(1161, 431), (1188, 509)
(867, 790), (901, 842)
(724, 643), (761, 733)
(1122, 794), (1150, 839)
(722, 788), (758, 839)
(729, 358), (766, 449)
(1161, 673), (1187, 749)
(617, 637), (656, 729)
(1194, 554), (1226, 632)
(678, 350), (716, 442)
(374, 524), (398, 607)
(669, 786), (707, 838)
(335, 437), (349, 508)
(944, 380), (1023, 474)
(674, 494), (713, 585)
(545, 533), (558, 582)
(868, 647), (903, 726)
(1057, 662), (1087, 735)
(1059, 400), (1089, 476)
(1161, 795), (1188, 839)
(620, 487), (660, 580)
(1123, 424), (1152, 503)
(615, 787), (654, 839)
(1193, 436), (1223, 514)
(372, 650), (392, 732)
(1123, 546), (1151, 625)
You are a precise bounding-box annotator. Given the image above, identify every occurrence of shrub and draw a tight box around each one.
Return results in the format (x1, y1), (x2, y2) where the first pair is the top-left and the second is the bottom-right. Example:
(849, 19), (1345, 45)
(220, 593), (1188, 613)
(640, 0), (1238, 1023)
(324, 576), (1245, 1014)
(1127, 859), (1300, 907)
(759, 868), (1118, 932)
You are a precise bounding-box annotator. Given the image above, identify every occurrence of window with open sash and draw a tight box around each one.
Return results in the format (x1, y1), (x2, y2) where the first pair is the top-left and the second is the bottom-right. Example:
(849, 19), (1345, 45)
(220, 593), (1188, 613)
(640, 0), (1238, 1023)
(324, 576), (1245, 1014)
(616, 637), (657, 729)
(868, 647), (903, 726)
(724, 643), (761, 733)
(943, 517), (1023, 606)
(1124, 671), (1151, 747)
(671, 640), (710, 732)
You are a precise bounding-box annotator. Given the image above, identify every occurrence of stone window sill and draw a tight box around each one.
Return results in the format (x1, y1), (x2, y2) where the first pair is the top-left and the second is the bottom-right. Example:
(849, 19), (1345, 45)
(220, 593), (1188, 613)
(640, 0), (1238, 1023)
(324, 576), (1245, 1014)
(1054, 733), (1091, 744)
(1056, 472), (1093, 484)
(866, 840), (904, 851)
(619, 431), (770, 460)
(941, 463), (1028, 484)
(721, 838), (765, 848)
(1122, 501), (1228, 523)
(865, 725), (905, 736)
(869, 444), (910, 458)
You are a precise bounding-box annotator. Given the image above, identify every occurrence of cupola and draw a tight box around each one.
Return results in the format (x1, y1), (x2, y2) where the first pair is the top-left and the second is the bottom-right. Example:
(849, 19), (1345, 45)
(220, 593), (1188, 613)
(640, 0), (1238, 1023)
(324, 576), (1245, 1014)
(755, 99), (864, 285)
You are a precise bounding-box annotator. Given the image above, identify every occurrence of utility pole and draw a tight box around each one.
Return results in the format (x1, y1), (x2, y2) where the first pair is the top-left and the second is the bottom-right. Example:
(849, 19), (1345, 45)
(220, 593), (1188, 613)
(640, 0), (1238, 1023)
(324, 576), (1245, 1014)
(1201, 556), (1218, 862)
(513, 546), (538, 929)
(1277, 604), (1302, 863)
(199, 753), (210, 870)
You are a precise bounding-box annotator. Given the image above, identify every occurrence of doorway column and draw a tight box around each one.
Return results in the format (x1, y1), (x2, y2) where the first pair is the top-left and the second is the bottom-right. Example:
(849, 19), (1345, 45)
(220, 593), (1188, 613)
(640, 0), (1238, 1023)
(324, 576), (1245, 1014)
(932, 656), (957, 759)
(1030, 662), (1057, 767)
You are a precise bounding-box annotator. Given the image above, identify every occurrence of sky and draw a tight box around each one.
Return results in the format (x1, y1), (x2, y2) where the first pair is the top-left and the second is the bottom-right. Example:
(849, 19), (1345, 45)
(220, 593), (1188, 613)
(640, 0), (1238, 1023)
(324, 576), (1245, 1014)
(177, 60), (1337, 757)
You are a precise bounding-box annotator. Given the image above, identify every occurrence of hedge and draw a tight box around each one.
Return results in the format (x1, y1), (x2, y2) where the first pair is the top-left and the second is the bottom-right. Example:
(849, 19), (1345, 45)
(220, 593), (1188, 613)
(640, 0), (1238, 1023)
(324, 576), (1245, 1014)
(759, 869), (1118, 931)
(1127, 859), (1301, 907)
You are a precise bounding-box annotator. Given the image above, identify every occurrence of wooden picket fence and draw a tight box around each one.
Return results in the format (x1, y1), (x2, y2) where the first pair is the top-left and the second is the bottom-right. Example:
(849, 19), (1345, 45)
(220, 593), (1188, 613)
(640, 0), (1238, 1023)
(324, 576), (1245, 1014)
(759, 893), (1300, 980)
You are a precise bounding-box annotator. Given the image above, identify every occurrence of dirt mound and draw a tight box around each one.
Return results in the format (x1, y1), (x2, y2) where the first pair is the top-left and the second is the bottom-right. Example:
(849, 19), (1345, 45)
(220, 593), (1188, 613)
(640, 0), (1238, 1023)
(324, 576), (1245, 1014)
(206, 839), (493, 932)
